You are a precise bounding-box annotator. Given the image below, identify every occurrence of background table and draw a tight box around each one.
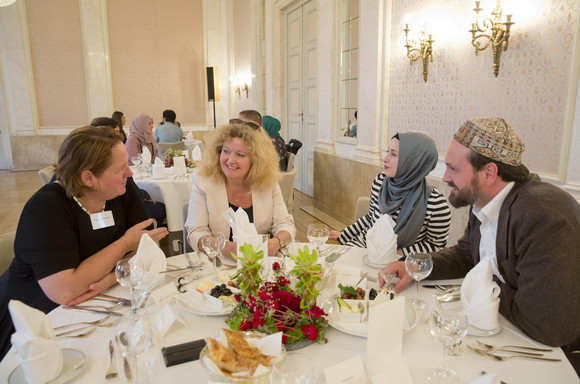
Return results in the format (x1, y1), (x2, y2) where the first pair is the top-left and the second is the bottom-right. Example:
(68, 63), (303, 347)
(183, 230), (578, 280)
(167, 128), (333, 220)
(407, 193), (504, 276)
(1, 247), (577, 383)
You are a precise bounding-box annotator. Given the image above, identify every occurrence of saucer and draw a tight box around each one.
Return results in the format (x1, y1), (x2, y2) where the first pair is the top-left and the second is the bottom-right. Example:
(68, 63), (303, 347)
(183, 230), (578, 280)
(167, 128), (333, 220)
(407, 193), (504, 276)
(467, 323), (502, 337)
(8, 348), (86, 384)
(362, 254), (388, 269)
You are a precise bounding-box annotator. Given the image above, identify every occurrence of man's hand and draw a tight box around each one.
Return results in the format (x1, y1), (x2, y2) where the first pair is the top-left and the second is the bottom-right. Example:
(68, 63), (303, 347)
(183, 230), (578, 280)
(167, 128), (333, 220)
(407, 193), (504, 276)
(378, 261), (413, 293)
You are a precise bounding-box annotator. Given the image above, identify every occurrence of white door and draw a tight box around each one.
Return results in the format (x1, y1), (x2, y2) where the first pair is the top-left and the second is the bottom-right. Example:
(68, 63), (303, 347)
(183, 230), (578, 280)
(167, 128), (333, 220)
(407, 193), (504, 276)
(286, 1), (317, 196)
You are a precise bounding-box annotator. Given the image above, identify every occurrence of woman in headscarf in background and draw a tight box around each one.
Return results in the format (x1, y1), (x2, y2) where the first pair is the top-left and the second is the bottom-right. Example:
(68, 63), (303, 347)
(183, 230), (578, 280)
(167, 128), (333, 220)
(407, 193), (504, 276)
(125, 113), (157, 165)
(329, 131), (451, 256)
(262, 115), (288, 171)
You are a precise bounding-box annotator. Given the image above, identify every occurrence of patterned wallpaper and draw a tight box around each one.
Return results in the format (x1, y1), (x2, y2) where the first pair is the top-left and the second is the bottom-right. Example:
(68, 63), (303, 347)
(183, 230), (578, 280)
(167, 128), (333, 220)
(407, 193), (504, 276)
(388, 0), (579, 175)
(26, 0), (89, 127)
(107, 0), (205, 126)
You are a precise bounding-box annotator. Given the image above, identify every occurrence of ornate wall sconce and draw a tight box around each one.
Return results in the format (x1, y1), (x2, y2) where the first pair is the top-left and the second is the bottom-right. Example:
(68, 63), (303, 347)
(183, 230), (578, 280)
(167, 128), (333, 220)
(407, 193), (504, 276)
(469, 0), (514, 77)
(404, 24), (434, 82)
(232, 75), (250, 99)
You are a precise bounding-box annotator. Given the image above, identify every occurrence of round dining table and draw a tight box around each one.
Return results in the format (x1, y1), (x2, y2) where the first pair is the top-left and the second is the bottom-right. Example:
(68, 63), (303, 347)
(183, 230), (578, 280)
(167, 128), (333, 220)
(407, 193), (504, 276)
(0, 245), (577, 383)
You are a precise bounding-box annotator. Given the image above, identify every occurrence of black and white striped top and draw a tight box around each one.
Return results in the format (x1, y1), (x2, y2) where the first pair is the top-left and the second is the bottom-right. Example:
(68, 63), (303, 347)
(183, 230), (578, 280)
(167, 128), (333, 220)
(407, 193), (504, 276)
(337, 173), (451, 255)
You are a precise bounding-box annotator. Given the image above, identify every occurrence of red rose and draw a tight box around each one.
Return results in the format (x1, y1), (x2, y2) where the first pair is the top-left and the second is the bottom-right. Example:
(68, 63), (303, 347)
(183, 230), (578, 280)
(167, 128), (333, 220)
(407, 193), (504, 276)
(301, 324), (318, 341)
(272, 262), (281, 271)
(306, 305), (324, 318)
(239, 320), (251, 331)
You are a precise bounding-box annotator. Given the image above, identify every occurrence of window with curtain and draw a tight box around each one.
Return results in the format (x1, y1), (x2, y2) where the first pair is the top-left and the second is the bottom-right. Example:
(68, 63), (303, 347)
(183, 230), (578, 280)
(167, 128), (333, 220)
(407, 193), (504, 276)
(338, 0), (359, 139)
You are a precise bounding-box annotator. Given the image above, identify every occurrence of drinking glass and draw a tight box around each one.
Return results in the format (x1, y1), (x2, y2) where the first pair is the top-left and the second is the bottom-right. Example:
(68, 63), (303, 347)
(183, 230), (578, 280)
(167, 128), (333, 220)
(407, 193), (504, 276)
(201, 232), (226, 274)
(306, 224), (329, 256)
(271, 352), (319, 383)
(131, 154), (142, 174)
(427, 303), (468, 384)
(115, 259), (148, 316)
(404, 253), (433, 310)
(113, 314), (154, 384)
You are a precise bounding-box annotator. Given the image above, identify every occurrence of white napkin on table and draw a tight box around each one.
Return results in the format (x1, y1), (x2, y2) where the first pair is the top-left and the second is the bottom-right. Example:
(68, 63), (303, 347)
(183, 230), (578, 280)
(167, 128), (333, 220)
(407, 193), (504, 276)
(152, 157), (165, 179)
(185, 131), (194, 142)
(366, 214), (398, 265)
(173, 156), (186, 176)
(9, 300), (63, 384)
(142, 146), (152, 164)
(461, 258), (501, 330)
(191, 145), (202, 161)
(130, 234), (167, 291)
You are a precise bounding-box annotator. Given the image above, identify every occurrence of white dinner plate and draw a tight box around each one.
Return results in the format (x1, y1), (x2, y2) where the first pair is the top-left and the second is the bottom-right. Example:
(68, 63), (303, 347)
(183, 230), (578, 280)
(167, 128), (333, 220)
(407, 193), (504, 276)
(322, 296), (418, 337)
(8, 349), (86, 384)
(362, 254), (388, 269)
(467, 323), (502, 337)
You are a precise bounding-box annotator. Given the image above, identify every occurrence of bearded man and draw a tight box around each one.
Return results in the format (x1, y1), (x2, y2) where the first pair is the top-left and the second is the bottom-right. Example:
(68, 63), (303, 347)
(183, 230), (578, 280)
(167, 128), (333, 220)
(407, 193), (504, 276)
(380, 118), (580, 375)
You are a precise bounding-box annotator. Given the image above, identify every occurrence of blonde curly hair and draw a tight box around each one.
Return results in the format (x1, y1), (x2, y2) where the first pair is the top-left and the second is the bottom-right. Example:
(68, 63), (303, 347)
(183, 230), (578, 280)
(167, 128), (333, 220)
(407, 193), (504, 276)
(198, 123), (281, 191)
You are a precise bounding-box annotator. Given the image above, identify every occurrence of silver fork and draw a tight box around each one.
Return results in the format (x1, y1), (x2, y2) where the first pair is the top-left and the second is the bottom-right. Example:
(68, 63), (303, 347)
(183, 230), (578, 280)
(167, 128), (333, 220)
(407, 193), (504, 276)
(476, 340), (553, 352)
(57, 326), (98, 339)
(325, 247), (349, 263)
(105, 340), (118, 380)
(467, 345), (560, 361)
(56, 318), (120, 338)
(54, 315), (111, 331)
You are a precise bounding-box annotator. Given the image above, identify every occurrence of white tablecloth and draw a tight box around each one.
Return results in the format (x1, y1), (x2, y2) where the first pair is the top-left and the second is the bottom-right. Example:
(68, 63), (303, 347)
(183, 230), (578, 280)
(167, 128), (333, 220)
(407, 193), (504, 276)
(0, 247), (577, 383)
(134, 170), (193, 232)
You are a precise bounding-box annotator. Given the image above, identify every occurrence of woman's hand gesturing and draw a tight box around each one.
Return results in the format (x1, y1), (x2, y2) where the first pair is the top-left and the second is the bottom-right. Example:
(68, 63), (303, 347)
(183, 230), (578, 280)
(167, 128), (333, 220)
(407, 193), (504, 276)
(122, 219), (168, 252)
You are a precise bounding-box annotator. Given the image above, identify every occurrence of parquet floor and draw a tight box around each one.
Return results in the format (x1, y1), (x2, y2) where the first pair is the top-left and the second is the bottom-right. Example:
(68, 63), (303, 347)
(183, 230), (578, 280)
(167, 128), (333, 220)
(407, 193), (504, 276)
(0, 170), (327, 254)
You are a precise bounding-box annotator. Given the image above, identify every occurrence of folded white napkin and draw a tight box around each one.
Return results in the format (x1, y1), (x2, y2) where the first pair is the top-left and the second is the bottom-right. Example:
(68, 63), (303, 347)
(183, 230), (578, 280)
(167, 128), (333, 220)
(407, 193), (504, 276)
(173, 156), (186, 176)
(191, 145), (202, 161)
(142, 146), (152, 164)
(130, 234), (167, 291)
(9, 300), (63, 384)
(470, 372), (500, 384)
(366, 296), (404, 377)
(186, 131), (194, 141)
(152, 157), (165, 179)
(366, 214), (398, 265)
(232, 207), (258, 241)
(461, 258), (501, 330)
(154, 157), (164, 167)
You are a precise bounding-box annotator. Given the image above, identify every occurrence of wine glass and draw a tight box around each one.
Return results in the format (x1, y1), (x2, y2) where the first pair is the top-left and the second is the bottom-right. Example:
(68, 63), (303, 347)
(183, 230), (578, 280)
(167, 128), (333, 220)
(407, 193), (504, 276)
(271, 351), (319, 383)
(201, 232), (226, 275)
(306, 224), (329, 256)
(404, 253), (433, 310)
(131, 154), (142, 174)
(427, 303), (468, 384)
(112, 314), (154, 384)
(115, 259), (148, 316)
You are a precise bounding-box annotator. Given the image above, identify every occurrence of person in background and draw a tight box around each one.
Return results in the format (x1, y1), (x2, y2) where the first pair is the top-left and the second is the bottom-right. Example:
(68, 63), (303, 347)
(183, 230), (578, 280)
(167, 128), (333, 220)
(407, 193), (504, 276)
(111, 111), (127, 143)
(329, 131), (451, 256)
(238, 109), (263, 126)
(126, 113), (157, 165)
(0, 126), (168, 359)
(155, 109), (183, 143)
(91, 117), (121, 133)
(379, 118), (580, 375)
(185, 122), (295, 260)
(262, 115), (288, 171)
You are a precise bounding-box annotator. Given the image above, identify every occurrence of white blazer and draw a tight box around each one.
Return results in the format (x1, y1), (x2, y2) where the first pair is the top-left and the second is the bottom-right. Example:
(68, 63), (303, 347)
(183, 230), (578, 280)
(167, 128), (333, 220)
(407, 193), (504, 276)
(185, 172), (296, 251)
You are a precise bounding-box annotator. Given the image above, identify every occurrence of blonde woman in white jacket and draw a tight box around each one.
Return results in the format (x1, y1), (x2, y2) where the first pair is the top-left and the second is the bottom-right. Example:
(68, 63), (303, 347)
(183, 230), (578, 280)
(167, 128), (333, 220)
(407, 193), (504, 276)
(185, 122), (295, 261)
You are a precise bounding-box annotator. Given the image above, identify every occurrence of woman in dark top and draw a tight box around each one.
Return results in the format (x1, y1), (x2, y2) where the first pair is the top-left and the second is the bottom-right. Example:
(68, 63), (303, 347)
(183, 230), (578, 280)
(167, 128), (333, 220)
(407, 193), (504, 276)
(111, 110), (128, 143)
(0, 126), (168, 359)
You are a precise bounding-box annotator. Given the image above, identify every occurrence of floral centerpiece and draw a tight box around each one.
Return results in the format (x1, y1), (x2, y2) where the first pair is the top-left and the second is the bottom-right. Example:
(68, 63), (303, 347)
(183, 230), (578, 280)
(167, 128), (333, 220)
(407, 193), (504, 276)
(226, 244), (328, 347)
(164, 148), (196, 168)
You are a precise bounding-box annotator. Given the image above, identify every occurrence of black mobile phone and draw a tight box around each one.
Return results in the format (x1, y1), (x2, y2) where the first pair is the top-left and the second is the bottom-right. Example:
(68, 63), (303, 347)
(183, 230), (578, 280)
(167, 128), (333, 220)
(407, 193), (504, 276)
(161, 339), (206, 367)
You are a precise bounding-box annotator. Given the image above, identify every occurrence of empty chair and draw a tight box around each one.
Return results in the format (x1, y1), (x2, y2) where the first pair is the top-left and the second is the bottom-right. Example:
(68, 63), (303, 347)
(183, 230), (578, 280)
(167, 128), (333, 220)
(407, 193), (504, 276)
(285, 153), (296, 172)
(0, 232), (15, 275)
(157, 141), (186, 160)
(38, 165), (55, 185)
(286, 139), (302, 155)
(354, 196), (370, 221)
(278, 167), (298, 212)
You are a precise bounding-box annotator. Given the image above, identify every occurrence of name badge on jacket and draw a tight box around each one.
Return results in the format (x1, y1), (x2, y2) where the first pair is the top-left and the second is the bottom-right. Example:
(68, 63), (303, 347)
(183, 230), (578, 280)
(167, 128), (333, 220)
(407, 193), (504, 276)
(90, 211), (115, 230)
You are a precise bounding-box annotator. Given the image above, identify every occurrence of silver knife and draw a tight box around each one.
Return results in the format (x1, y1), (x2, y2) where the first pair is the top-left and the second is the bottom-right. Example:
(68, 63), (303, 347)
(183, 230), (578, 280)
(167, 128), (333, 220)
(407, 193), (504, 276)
(63, 306), (123, 317)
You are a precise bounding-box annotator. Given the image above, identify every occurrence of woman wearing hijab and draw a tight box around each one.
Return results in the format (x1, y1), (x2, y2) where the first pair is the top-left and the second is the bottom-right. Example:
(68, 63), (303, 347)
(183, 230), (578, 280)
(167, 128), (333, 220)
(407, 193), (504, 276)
(262, 115), (288, 170)
(125, 113), (157, 165)
(329, 131), (451, 256)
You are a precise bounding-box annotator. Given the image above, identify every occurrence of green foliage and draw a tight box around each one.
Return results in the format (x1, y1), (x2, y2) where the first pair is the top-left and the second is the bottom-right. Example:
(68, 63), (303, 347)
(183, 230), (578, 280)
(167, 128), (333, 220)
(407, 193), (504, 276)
(290, 246), (322, 309)
(233, 243), (264, 298)
(338, 283), (357, 296)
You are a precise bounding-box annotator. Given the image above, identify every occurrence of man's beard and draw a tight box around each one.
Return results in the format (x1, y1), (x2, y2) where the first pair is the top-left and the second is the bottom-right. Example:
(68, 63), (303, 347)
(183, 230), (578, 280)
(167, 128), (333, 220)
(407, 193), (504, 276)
(447, 174), (481, 208)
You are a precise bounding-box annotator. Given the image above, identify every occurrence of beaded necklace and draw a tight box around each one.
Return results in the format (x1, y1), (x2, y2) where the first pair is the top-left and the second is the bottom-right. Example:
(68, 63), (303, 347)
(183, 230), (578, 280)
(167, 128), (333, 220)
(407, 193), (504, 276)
(73, 195), (106, 215)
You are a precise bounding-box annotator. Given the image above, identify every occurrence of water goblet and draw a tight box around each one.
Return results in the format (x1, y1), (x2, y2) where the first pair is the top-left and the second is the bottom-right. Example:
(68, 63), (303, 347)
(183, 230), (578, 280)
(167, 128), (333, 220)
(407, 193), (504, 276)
(271, 351), (319, 383)
(427, 303), (468, 384)
(112, 313), (154, 384)
(404, 253), (433, 310)
(201, 232), (226, 275)
(306, 224), (329, 256)
(115, 259), (148, 316)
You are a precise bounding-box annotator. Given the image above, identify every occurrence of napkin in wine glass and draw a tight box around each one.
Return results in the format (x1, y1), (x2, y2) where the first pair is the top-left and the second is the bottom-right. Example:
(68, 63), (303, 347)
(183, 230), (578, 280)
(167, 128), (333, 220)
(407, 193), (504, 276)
(173, 156), (187, 176)
(8, 300), (63, 384)
(366, 214), (398, 265)
(130, 234), (167, 291)
(191, 145), (202, 161)
(141, 146), (152, 165)
(232, 207), (258, 240)
(461, 258), (501, 330)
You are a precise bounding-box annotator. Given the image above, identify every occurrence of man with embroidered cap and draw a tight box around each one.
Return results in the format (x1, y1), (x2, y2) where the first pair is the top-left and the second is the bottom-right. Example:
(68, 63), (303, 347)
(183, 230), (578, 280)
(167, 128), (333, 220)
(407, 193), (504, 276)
(381, 117), (580, 374)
